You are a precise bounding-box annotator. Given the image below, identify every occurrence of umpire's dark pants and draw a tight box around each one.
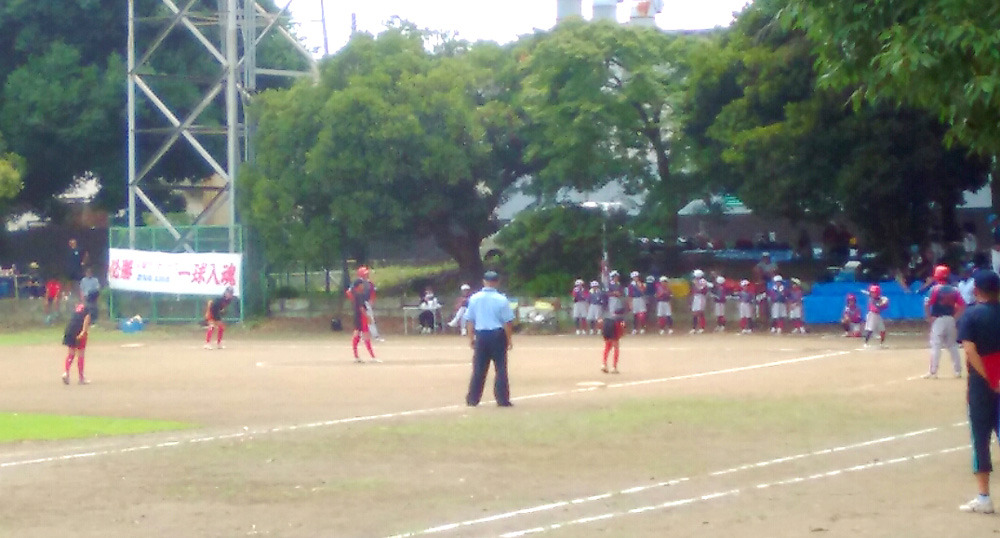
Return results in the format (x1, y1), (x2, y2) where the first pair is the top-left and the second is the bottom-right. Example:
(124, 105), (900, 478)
(466, 329), (510, 406)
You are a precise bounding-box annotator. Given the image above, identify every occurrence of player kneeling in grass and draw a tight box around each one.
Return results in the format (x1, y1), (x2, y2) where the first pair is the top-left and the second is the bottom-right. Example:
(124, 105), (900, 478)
(204, 286), (235, 350)
(62, 292), (98, 385)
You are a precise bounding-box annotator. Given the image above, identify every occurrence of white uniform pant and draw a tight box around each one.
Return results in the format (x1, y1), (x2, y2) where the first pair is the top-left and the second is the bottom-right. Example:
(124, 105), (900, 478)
(788, 305), (802, 319)
(739, 303), (753, 319)
(713, 302), (726, 317)
(929, 315), (961, 375)
(448, 306), (468, 335)
(691, 294), (706, 312)
(572, 302), (588, 319)
(865, 312), (885, 334)
(586, 304), (603, 322)
(770, 303), (787, 319)
(656, 301), (672, 317)
(631, 297), (647, 314)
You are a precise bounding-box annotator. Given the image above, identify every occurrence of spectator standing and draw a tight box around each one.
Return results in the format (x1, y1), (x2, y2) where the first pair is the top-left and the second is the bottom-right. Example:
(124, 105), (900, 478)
(66, 238), (87, 296)
(464, 271), (515, 407)
(956, 270), (1000, 514)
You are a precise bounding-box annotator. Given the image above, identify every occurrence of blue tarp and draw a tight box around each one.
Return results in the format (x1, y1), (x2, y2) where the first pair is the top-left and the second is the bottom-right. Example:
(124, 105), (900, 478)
(803, 281), (927, 324)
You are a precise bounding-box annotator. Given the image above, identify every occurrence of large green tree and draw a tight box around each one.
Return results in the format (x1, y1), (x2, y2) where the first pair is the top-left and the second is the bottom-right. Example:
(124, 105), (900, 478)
(520, 19), (708, 237)
(0, 0), (305, 214)
(782, 0), (1000, 162)
(243, 25), (538, 280)
(685, 0), (990, 266)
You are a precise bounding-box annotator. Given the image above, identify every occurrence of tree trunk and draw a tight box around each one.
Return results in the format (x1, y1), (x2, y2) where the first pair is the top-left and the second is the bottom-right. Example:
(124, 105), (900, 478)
(433, 227), (485, 284)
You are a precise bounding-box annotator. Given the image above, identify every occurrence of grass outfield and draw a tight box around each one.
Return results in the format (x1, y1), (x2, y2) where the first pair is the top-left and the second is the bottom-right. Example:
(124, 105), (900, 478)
(0, 413), (192, 443)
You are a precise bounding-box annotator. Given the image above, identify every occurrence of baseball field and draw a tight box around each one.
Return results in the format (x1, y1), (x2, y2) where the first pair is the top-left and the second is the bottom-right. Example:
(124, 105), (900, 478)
(0, 325), (993, 537)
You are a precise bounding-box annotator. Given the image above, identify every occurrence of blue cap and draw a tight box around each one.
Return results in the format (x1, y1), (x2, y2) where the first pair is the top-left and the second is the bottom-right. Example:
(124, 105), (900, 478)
(483, 270), (500, 281)
(973, 269), (1000, 294)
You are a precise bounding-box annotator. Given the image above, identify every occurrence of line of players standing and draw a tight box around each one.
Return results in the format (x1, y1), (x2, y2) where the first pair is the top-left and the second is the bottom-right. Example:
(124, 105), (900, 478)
(571, 269), (807, 336)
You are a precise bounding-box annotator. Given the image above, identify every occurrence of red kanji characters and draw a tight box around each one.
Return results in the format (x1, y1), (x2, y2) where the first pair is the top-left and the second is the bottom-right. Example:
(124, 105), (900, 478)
(120, 259), (134, 280)
(109, 259), (121, 279)
(220, 264), (237, 287)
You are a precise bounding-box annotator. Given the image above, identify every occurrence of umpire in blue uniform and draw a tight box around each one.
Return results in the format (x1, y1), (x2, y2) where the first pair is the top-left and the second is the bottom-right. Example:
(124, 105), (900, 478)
(464, 271), (515, 407)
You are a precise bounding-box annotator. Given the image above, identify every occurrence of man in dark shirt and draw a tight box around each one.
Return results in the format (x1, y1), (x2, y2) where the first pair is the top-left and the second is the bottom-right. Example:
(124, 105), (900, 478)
(956, 270), (1000, 514)
(66, 238), (87, 296)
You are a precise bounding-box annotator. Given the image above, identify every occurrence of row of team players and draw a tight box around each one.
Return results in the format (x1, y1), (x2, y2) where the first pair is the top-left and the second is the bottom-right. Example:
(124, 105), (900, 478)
(571, 269), (806, 335)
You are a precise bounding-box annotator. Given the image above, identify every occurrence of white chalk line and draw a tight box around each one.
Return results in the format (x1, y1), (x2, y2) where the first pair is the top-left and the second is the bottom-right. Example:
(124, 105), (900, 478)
(604, 350), (850, 388)
(384, 423), (960, 538)
(0, 349), (847, 474)
(497, 445), (969, 538)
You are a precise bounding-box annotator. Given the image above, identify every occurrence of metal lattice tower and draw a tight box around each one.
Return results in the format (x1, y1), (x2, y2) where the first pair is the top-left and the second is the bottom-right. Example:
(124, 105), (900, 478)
(127, 0), (317, 252)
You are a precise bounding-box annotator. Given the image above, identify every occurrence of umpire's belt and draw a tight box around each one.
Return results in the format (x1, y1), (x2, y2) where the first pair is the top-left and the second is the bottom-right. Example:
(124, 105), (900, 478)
(475, 328), (504, 334)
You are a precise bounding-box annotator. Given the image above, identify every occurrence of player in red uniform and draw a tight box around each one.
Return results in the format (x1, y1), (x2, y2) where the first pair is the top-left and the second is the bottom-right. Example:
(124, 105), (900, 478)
(841, 293), (863, 337)
(44, 277), (62, 323)
(627, 271), (647, 334)
(347, 266), (379, 363)
(787, 278), (806, 333)
(711, 275), (728, 332)
(655, 276), (673, 334)
(864, 284), (890, 347)
(61, 292), (97, 385)
(204, 286), (235, 349)
(738, 280), (755, 334)
(689, 269), (709, 333)
(923, 265), (965, 378)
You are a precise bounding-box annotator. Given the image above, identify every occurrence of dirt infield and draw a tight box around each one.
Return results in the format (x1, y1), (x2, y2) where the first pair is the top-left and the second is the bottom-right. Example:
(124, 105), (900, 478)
(0, 328), (995, 537)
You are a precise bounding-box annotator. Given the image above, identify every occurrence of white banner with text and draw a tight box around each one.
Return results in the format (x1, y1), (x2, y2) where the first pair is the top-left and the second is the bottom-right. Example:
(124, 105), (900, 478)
(107, 248), (242, 296)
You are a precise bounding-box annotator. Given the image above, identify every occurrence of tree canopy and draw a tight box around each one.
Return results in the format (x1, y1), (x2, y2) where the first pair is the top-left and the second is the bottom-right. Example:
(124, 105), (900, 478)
(681, 0), (990, 266)
(782, 0), (1000, 159)
(521, 19), (707, 235)
(0, 0), (305, 216)
(0, 132), (24, 213)
(243, 25), (538, 280)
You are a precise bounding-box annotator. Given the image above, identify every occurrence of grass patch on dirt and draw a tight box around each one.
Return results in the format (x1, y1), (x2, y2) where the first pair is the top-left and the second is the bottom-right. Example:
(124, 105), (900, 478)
(0, 413), (192, 443)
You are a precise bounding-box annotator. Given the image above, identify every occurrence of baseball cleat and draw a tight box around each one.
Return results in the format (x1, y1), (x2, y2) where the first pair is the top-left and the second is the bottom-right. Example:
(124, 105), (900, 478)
(921, 373), (937, 379)
(78, 377), (90, 385)
(216, 343), (225, 349)
(354, 357), (364, 363)
(203, 343), (214, 350)
(959, 496), (995, 514)
(62, 372), (69, 385)
(368, 357), (382, 363)
(611, 368), (619, 374)
(954, 371), (963, 378)
(601, 366), (609, 373)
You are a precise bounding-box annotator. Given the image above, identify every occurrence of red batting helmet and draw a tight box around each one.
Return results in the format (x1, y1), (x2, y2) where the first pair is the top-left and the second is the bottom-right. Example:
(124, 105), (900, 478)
(933, 265), (950, 282)
(847, 293), (856, 303)
(357, 266), (370, 278)
(868, 284), (880, 296)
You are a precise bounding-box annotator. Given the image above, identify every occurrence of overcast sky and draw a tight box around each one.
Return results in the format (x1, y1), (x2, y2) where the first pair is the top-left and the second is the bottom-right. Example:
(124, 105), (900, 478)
(287, 0), (753, 56)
